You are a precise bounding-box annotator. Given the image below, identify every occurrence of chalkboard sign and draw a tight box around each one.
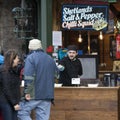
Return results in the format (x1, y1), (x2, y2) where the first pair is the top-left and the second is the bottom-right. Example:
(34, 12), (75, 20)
(78, 55), (98, 79)
(62, 4), (108, 31)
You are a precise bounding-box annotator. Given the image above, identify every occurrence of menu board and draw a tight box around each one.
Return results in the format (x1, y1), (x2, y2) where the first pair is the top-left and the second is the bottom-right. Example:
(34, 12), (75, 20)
(62, 4), (108, 31)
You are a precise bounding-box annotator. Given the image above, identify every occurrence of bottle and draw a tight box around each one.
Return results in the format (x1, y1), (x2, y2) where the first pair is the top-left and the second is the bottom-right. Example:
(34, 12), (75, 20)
(103, 73), (111, 87)
(117, 74), (120, 86)
(110, 73), (117, 87)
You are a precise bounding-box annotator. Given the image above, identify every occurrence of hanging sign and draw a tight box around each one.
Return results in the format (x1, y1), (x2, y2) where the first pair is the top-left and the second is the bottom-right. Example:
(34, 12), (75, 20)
(62, 4), (108, 31)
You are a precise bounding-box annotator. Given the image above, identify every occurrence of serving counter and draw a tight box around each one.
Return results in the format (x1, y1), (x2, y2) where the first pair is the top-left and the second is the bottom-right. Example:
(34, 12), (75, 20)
(21, 86), (120, 120)
(50, 87), (120, 120)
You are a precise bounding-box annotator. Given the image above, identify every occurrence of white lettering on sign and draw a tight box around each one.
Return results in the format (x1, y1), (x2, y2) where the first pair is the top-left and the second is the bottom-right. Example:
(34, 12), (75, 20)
(80, 12), (103, 20)
(62, 5), (108, 30)
(78, 20), (94, 28)
(62, 21), (77, 29)
(63, 6), (92, 15)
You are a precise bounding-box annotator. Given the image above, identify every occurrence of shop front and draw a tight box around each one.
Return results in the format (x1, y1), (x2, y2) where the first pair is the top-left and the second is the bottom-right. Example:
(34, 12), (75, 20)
(16, 1), (120, 120)
(51, 1), (120, 119)
(52, 0), (120, 84)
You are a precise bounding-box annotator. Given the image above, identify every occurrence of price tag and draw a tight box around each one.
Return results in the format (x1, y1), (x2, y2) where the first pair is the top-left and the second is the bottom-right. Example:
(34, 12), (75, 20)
(71, 78), (80, 85)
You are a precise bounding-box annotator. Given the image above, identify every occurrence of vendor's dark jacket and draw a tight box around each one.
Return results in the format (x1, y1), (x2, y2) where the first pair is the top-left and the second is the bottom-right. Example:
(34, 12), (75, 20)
(58, 56), (83, 86)
(0, 65), (21, 107)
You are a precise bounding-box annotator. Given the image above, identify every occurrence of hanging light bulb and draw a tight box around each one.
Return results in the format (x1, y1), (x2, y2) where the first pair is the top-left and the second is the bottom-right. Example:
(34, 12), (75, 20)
(99, 31), (103, 40)
(78, 34), (82, 43)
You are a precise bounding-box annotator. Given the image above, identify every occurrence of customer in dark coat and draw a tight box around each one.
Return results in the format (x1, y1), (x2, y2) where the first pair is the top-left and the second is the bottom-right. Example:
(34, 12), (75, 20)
(0, 49), (21, 120)
(58, 45), (83, 86)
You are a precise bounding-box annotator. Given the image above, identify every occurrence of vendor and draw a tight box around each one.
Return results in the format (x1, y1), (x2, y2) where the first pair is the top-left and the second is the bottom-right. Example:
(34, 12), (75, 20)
(58, 45), (83, 86)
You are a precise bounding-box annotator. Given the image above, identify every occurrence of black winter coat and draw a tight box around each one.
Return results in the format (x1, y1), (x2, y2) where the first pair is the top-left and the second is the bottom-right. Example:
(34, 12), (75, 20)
(58, 56), (83, 86)
(0, 66), (21, 107)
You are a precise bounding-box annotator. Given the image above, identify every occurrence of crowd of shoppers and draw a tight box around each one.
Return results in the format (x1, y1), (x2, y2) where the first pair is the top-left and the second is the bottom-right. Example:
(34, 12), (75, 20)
(0, 38), (82, 120)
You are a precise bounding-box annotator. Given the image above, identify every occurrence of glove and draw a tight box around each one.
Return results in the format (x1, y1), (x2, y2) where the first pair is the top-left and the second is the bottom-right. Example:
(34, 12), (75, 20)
(57, 64), (65, 71)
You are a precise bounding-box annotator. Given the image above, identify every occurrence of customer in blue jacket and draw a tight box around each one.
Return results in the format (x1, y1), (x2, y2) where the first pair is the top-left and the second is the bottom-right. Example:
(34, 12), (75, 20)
(18, 39), (57, 120)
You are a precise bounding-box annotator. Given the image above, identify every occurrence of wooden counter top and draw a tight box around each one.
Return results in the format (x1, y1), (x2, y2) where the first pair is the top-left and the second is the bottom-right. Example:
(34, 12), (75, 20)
(99, 71), (120, 74)
(55, 86), (119, 89)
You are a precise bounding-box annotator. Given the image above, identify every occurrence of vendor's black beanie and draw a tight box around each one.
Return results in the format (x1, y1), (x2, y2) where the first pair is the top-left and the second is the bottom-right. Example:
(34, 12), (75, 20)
(67, 45), (78, 52)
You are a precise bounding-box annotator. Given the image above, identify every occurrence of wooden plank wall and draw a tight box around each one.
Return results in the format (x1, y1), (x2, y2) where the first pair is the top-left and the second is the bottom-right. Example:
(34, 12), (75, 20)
(50, 87), (119, 120)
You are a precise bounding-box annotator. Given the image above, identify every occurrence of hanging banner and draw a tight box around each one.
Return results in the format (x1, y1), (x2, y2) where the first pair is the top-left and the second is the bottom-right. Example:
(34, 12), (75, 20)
(62, 4), (108, 31)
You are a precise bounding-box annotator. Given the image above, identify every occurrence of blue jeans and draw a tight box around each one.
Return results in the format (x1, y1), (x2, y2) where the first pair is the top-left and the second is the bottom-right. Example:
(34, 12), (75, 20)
(18, 100), (51, 120)
(0, 102), (18, 120)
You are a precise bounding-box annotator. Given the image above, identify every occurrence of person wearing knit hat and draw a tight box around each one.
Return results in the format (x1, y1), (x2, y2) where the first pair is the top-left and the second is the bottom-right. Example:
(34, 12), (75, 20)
(28, 39), (42, 50)
(67, 45), (78, 52)
(18, 38), (57, 120)
(58, 44), (83, 86)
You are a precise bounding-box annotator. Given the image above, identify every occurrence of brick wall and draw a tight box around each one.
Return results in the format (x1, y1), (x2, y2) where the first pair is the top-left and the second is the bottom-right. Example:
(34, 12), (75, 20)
(0, 0), (25, 53)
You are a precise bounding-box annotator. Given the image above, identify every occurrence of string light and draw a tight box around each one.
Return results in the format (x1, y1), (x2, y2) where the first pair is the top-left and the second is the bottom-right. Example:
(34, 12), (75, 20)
(78, 34), (82, 43)
(99, 31), (103, 40)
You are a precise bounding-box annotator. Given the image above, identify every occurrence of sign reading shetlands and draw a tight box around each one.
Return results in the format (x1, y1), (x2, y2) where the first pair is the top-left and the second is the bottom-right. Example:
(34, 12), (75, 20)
(62, 4), (108, 31)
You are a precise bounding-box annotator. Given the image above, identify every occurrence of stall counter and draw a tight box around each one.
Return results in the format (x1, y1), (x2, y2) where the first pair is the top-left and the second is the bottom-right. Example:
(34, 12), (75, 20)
(50, 87), (120, 120)
(21, 86), (120, 120)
